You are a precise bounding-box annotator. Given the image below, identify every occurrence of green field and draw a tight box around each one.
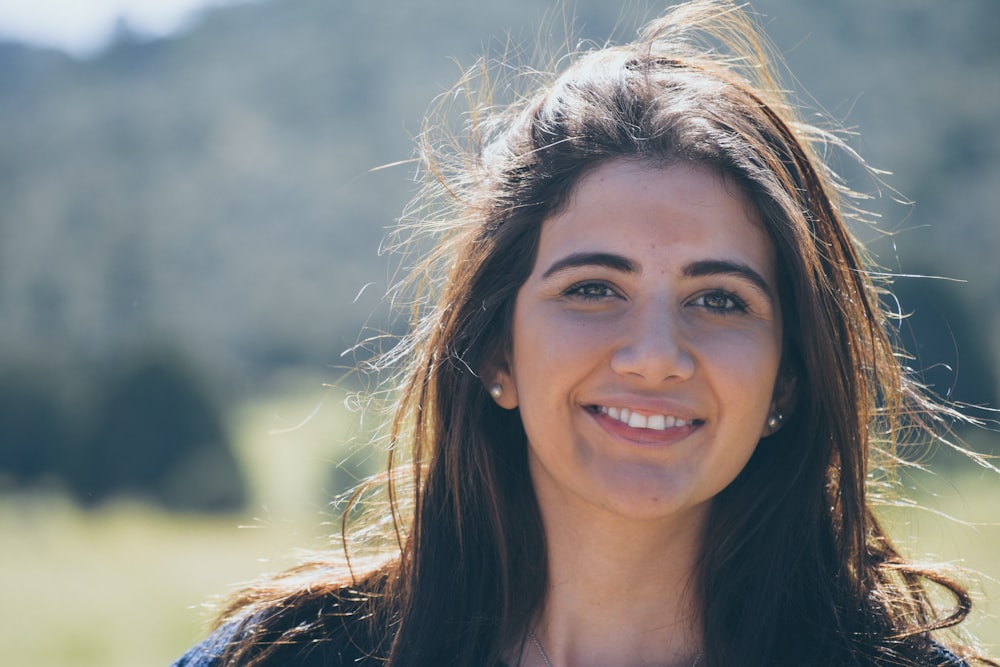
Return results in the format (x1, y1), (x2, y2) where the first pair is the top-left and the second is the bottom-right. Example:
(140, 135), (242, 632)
(2, 384), (997, 667)
(877, 458), (1000, 656)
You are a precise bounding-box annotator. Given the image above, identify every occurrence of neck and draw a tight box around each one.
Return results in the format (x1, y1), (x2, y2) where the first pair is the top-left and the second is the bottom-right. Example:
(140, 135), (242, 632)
(519, 493), (706, 667)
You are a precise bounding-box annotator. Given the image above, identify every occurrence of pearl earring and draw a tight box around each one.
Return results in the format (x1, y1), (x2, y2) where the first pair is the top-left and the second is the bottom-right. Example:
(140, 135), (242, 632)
(489, 383), (503, 400)
(767, 412), (784, 431)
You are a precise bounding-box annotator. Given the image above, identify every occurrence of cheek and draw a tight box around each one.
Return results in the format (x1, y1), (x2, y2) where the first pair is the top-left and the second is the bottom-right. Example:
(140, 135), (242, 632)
(512, 307), (597, 373)
(699, 329), (782, 402)
(508, 310), (611, 425)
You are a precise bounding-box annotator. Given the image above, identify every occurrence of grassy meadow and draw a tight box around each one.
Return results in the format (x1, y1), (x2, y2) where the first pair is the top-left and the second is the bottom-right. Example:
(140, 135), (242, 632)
(1, 381), (998, 667)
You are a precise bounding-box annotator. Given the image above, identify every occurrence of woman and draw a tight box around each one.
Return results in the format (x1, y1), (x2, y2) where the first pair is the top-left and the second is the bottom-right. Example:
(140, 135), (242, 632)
(173, 1), (994, 665)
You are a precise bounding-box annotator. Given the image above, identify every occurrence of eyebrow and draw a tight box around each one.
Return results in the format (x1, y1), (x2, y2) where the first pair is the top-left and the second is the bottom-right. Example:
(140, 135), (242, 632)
(683, 259), (773, 299)
(541, 253), (773, 298)
(541, 252), (638, 279)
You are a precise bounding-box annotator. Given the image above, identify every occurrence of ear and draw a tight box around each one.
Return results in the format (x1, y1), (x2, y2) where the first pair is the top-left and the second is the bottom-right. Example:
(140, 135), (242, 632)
(762, 368), (797, 437)
(487, 362), (519, 410)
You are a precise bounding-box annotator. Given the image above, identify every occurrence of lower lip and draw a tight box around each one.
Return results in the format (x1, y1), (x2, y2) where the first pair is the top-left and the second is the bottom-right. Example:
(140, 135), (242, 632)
(590, 408), (699, 446)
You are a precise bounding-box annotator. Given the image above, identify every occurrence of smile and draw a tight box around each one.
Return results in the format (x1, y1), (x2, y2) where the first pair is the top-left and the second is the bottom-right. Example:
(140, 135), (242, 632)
(597, 406), (692, 431)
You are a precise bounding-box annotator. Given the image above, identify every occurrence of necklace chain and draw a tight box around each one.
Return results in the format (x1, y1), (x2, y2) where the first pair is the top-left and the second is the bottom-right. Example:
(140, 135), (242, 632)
(528, 630), (554, 667)
(528, 629), (703, 667)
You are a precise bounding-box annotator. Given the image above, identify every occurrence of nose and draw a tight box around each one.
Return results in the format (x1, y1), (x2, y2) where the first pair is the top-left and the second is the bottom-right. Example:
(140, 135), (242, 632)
(609, 300), (695, 383)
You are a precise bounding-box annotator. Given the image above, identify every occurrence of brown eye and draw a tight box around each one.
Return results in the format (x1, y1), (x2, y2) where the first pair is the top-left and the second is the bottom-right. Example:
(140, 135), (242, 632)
(563, 281), (619, 301)
(694, 290), (747, 313)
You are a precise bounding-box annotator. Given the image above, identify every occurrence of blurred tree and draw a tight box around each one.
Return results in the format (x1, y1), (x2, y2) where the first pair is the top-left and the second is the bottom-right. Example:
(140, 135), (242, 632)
(0, 370), (68, 490)
(891, 276), (998, 412)
(69, 356), (246, 511)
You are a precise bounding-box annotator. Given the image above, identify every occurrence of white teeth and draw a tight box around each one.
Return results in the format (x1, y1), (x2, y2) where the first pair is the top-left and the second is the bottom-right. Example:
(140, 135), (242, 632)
(628, 412), (647, 428)
(599, 406), (691, 431)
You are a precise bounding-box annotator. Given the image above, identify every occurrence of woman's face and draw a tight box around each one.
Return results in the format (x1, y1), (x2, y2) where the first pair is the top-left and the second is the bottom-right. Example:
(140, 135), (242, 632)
(494, 160), (785, 527)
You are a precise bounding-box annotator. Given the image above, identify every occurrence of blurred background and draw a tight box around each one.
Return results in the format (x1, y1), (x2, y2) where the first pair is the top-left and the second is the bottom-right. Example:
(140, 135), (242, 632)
(0, 1), (997, 665)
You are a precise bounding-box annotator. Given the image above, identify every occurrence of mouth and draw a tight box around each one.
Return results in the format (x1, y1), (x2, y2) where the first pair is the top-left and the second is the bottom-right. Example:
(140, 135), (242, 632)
(590, 405), (702, 431)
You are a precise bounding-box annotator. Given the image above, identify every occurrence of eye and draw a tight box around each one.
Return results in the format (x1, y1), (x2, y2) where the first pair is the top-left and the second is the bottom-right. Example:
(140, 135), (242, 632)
(562, 280), (620, 301)
(693, 290), (747, 314)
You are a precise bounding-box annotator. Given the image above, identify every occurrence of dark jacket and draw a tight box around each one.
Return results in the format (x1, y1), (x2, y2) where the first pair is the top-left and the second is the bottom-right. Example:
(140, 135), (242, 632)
(172, 610), (971, 667)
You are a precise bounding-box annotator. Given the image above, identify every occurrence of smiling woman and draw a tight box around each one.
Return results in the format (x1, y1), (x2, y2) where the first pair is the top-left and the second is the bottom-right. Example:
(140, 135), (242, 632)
(171, 1), (995, 666)
(496, 162), (785, 530)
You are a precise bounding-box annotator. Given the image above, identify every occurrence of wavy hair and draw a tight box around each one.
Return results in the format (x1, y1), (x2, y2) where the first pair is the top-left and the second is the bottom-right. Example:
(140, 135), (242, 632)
(216, 2), (994, 665)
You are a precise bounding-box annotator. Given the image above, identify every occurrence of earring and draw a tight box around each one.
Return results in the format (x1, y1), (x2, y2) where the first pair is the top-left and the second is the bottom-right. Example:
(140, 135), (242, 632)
(767, 412), (784, 431)
(489, 383), (503, 400)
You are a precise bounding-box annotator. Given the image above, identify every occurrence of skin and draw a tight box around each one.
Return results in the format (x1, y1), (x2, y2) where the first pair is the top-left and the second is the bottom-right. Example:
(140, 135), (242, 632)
(493, 160), (786, 666)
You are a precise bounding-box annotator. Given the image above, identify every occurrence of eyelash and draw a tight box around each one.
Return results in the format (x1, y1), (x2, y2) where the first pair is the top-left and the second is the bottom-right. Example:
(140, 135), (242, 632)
(693, 290), (748, 314)
(562, 282), (749, 314)
(562, 281), (620, 301)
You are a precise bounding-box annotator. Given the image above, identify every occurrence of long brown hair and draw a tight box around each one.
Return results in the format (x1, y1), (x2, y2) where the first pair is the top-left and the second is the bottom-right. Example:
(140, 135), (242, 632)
(216, 2), (993, 665)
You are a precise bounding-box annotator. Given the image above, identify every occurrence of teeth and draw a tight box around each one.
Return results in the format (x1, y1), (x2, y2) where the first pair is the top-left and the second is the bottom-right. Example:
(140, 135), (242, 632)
(628, 412), (647, 428)
(599, 406), (691, 431)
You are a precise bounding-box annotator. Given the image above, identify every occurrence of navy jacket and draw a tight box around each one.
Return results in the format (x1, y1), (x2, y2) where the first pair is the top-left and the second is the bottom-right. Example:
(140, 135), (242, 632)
(172, 617), (971, 667)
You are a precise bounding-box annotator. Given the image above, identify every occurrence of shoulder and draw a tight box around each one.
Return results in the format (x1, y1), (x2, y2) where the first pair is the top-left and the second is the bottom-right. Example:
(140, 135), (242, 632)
(877, 638), (973, 667)
(926, 642), (971, 667)
(170, 578), (391, 667)
(170, 620), (239, 667)
(169, 618), (372, 667)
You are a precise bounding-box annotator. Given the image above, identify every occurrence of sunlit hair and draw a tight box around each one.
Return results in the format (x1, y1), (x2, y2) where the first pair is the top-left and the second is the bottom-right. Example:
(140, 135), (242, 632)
(216, 2), (994, 665)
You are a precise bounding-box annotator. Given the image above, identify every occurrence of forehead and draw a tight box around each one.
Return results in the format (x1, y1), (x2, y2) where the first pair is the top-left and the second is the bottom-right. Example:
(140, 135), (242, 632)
(536, 160), (774, 277)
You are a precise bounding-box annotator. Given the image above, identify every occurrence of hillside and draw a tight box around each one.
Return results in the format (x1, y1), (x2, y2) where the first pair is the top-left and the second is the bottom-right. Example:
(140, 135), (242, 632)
(0, 0), (997, 409)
